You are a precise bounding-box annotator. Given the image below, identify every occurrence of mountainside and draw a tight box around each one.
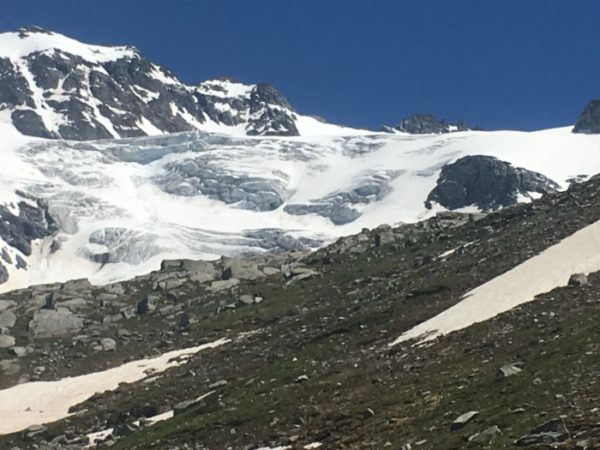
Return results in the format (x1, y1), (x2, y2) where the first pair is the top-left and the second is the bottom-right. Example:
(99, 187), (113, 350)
(1, 173), (600, 449)
(0, 27), (599, 297)
(0, 26), (353, 140)
(1, 25), (600, 450)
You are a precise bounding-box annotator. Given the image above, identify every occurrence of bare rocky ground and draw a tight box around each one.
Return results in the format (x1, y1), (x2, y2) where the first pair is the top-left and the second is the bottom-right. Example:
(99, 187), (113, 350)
(1, 177), (600, 449)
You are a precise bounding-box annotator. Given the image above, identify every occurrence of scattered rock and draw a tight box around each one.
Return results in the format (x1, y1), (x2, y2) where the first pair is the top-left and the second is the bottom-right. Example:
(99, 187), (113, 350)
(0, 359), (20, 375)
(496, 363), (524, 379)
(99, 338), (117, 351)
(451, 411), (479, 430)
(516, 418), (569, 446)
(10, 346), (27, 357)
(469, 425), (501, 444)
(568, 273), (588, 287)
(239, 294), (255, 305)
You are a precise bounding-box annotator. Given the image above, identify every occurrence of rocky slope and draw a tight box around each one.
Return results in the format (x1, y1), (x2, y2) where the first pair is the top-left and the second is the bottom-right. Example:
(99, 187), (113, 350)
(0, 26), (347, 140)
(1, 173), (600, 449)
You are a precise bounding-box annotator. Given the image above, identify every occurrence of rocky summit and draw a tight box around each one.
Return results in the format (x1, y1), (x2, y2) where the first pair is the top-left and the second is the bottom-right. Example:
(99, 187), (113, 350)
(383, 114), (478, 134)
(0, 27), (308, 140)
(572, 99), (600, 134)
(0, 24), (600, 450)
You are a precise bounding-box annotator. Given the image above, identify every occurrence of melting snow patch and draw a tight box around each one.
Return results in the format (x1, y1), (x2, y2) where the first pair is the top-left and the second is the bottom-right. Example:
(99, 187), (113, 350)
(85, 391), (215, 447)
(391, 219), (600, 346)
(0, 338), (229, 435)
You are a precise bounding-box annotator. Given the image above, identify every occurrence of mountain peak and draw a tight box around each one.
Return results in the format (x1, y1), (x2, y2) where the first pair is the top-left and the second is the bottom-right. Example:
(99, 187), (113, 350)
(17, 25), (54, 37)
(0, 27), (136, 62)
(0, 28), (338, 140)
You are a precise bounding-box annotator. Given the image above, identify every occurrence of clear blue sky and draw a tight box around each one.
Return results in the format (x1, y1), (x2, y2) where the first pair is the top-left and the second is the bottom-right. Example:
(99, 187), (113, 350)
(1, 0), (599, 131)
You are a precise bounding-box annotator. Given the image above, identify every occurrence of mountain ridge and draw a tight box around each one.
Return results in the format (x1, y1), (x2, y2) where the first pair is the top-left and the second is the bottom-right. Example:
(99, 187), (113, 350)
(0, 26), (359, 140)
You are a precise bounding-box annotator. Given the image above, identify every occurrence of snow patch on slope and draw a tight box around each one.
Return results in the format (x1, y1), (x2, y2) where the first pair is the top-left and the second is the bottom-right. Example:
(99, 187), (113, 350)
(391, 219), (600, 346)
(0, 338), (229, 435)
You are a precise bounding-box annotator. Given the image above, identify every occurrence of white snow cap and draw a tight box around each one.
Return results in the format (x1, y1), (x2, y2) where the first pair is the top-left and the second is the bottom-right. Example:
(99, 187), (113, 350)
(0, 26), (136, 62)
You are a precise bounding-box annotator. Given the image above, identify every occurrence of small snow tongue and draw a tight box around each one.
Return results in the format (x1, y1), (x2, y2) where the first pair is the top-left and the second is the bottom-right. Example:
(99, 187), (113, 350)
(0, 338), (230, 436)
(390, 219), (600, 346)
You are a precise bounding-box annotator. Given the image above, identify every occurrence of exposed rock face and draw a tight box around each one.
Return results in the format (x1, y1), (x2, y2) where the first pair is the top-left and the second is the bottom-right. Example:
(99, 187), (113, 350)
(426, 155), (560, 211)
(388, 114), (475, 134)
(0, 197), (57, 256)
(0, 27), (301, 140)
(0, 264), (7, 284)
(572, 99), (600, 134)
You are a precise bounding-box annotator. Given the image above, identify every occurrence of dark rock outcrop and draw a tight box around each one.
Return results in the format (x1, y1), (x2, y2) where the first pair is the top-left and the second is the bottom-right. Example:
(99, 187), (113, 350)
(0, 198), (58, 256)
(388, 114), (477, 134)
(426, 155), (559, 211)
(573, 99), (600, 134)
(516, 419), (569, 446)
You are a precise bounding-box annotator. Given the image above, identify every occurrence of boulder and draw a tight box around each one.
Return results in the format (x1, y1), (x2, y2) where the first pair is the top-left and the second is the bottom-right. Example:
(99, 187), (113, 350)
(209, 278), (240, 292)
(28, 308), (84, 338)
(136, 294), (160, 315)
(568, 273), (588, 287)
(516, 419), (569, 446)
(0, 310), (17, 328)
(10, 346), (27, 357)
(100, 338), (117, 351)
(239, 294), (255, 305)
(221, 257), (265, 281)
(0, 335), (16, 348)
(496, 363), (523, 379)
(181, 260), (219, 283)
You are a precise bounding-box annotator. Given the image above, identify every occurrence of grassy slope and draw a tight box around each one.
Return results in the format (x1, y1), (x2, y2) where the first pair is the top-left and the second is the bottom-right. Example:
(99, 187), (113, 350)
(2, 179), (600, 449)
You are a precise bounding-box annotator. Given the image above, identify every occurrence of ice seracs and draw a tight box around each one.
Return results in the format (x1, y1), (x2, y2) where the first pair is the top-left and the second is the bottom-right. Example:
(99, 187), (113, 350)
(1, 125), (600, 292)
